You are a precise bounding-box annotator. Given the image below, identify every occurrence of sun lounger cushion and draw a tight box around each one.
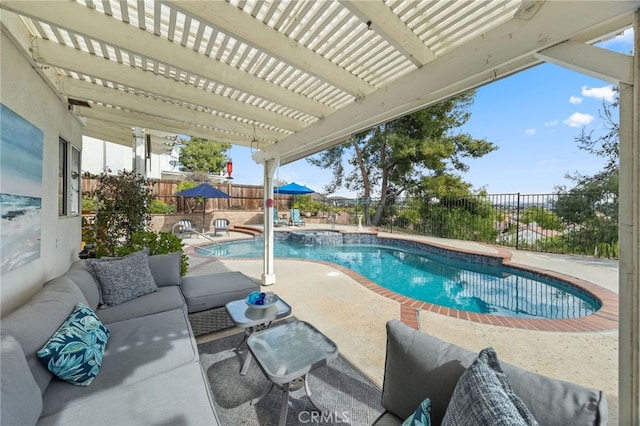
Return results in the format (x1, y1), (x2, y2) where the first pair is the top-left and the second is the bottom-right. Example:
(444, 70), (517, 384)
(181, 271), (259, 313)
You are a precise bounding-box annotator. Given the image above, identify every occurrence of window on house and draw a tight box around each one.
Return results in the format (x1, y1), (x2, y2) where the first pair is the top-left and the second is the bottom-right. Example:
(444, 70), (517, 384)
(58, 138), (68, 216)
(70, 146), (81, 215)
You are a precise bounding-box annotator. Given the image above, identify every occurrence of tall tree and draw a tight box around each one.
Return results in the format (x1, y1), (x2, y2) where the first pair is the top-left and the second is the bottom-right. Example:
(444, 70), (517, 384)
(308, 91), (496, 225)
(179, 137), (231, 174)
(554, 93), (619, 257)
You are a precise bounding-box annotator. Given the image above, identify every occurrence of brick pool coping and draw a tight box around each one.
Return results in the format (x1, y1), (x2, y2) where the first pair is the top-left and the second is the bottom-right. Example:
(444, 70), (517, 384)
(186, 234), (619, 333)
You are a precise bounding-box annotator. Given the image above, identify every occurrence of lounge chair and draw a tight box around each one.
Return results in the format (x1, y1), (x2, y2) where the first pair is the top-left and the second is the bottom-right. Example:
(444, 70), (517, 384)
(172, 219), (198, 237)
(213, 218), (230, 236)
(290, 208), (305, 227)
(274, 209), (287, 227)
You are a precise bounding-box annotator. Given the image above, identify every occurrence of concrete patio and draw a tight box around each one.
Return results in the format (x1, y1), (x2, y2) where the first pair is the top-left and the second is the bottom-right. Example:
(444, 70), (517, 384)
(182, 226), (620, 424)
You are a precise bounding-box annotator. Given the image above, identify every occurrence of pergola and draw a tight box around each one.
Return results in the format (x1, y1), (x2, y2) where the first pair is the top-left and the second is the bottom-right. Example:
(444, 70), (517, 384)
(1, 1), (638, 421)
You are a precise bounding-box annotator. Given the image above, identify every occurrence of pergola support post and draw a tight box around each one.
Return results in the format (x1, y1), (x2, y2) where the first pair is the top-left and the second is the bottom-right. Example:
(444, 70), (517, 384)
(262, 158), (278, 285)
(132, 126), (146, 176)
(618, 11), (640, 424)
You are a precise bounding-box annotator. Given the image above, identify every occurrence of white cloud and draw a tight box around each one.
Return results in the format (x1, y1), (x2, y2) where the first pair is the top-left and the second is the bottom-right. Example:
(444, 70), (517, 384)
(563, 112), (595, 128)
(524, 128), (536, 136)
(544, 120), (559, 127)
(581, 85), (616, 102)
(569, 96), (582, 104)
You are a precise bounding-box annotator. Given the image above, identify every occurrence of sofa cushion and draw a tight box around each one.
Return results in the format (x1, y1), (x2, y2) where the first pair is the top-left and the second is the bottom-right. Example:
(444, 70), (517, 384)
(97, 286), (186, 324)
(37, 303), (110, 387)
(147, 252), (182, 287)
(1, 334), (43, 426)
(441, 348), (537, 426)
(373, 412), (403, 426)
(0, 277), (88, 394)
(41, 308), (198, 417)
(381, 320), (608, 426)
(87, 249), (159, 307)
(64, 260), (101, 310)
(181, 271), (259, 313)
(38, 362), (219, 426)
(403, 397), (431, 426)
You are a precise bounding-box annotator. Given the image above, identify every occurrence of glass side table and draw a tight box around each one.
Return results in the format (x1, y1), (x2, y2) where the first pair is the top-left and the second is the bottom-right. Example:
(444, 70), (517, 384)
(224, 297), (292, 375)
(247, 320), (339, 426)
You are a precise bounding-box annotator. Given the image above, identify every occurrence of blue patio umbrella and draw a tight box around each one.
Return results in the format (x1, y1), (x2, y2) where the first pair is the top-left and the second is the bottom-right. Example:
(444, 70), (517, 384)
(274, 182), (315, 195)
(274, 182), (315, 210)
(176, 183), (231, 232)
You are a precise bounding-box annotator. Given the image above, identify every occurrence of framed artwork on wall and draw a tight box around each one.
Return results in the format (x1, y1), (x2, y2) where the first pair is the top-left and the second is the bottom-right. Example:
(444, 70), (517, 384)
(1, 104), (44, 273)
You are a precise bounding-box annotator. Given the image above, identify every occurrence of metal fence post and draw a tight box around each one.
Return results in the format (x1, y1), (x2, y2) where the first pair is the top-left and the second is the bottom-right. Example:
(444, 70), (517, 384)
(515, 192), (521, 250)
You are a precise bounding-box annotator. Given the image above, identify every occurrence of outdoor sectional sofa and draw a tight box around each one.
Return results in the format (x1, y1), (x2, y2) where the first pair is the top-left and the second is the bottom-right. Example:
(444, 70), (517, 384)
(374, 320), (608, 425)
(1, 250), (258, 425)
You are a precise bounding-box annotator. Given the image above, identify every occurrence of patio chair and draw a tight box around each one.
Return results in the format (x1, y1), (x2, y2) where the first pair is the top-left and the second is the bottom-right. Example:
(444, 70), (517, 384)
(172, 219), (198, 237)
(274, 209), (287, 227)
(289, 209), (305, 227)
(213, 218), (230, 236)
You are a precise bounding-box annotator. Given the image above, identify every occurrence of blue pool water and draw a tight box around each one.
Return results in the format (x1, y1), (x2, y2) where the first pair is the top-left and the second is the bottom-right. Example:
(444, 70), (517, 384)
(197, 239), (600, 319)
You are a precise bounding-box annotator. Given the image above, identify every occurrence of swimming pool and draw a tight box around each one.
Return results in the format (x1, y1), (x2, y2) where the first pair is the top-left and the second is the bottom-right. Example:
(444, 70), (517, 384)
(197, 236), (601, 319)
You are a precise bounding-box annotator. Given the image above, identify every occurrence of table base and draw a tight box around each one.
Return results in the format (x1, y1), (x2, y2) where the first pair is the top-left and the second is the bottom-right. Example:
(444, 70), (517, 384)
(250, 374), (330, 426)
(236, 323), (272, 376)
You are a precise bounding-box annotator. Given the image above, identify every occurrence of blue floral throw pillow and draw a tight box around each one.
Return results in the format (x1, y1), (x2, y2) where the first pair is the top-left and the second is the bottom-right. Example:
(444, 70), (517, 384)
(37, 303), (110, 386)
(403, 397), (431, 426)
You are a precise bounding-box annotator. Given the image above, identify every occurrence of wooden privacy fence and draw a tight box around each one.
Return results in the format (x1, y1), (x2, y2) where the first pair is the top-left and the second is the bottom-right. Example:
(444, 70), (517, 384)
(81, 177), (293, 213)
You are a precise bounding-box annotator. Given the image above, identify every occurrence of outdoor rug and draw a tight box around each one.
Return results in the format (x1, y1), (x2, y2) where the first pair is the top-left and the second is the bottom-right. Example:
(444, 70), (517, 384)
(198, 326), (384, 425)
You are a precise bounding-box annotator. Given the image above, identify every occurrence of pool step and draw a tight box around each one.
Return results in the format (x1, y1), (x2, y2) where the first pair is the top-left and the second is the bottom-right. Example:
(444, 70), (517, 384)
(231, 225), (263, 237)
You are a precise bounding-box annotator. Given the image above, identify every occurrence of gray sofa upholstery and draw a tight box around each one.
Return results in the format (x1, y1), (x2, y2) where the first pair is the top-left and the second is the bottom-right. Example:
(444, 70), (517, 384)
(374, 320), (608, 426)
(0, 252), (256, 425)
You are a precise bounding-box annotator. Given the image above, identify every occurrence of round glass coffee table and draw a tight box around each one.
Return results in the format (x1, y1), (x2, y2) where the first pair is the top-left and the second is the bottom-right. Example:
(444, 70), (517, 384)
(224, 296), (292, 375)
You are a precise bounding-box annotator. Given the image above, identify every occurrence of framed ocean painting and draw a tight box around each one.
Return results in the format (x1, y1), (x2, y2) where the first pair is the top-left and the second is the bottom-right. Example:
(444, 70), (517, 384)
(1, 104), (44, 273)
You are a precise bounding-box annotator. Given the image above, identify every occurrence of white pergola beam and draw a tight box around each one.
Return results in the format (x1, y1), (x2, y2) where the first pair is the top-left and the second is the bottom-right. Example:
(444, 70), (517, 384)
(31, 38), (306, 133)
(75, 105), (268, 147)
(82, 120), (132, 147)
(170, 1), (375, 98)
(254, 1), (638, 164)
(339, 0), (434, 66)
(83, 119), (175, 155)
(1, 1), (332, 118)
(536, 40), (633, 85)
(56, 77), (285, 142)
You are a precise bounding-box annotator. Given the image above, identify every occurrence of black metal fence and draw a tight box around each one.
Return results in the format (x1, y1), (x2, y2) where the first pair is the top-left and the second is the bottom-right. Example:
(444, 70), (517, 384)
(338, 193), (619, 259)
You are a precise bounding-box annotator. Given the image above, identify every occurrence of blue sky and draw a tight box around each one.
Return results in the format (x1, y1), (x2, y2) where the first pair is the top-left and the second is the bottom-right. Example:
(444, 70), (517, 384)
(228, 29), (633, 197)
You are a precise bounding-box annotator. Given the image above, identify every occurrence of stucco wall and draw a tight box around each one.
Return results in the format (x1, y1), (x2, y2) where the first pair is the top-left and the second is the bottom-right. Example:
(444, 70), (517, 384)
(1, 30), (83, 315)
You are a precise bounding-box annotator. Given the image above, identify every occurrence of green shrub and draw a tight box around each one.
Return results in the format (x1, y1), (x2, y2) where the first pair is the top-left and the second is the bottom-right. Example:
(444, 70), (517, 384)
(114, 231), (188, 276)
(82, 196), (97, 211)
(91, 170), (154, 257)
(149, 198), (176, 214)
